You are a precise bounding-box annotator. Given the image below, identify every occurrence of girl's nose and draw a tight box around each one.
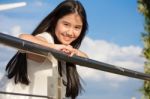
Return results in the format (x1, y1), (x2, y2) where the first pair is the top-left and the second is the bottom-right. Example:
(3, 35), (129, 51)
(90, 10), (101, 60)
(66, 30), (73, 37)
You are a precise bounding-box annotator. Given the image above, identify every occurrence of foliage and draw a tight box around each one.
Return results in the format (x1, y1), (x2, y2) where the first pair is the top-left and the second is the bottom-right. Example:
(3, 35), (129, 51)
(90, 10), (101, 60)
(138, 0), (150, 99)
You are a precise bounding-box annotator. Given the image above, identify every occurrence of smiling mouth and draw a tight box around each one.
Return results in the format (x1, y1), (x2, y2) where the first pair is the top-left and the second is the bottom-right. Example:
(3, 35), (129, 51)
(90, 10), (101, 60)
(61, 32), (75, 38)
(62, 36), (72, 41)
(61, 34), (75, 40)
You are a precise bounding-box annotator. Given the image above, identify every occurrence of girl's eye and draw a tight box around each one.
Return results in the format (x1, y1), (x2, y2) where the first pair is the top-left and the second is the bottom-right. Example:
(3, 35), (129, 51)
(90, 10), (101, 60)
(64, 23), (69, 26)
(75, 26), (81, 30)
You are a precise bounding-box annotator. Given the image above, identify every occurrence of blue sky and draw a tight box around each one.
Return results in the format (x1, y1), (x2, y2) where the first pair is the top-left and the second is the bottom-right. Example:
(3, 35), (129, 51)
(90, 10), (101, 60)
(82, 0), (144, 47)
(0, 0), (146, 99)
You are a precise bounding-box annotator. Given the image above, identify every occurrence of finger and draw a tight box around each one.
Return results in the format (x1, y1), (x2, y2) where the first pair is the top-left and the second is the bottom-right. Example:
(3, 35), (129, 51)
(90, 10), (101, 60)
(74, 49), (79, 56)
(67, 45), (73, 48)
(66, 45), (74, 50)
(61, 49), (72, 56)
(70, 51), (75, 57)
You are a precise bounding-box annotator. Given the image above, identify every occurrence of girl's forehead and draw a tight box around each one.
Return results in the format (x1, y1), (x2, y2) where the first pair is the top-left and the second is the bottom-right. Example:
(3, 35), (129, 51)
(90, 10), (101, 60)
(59, 13), (83, 25)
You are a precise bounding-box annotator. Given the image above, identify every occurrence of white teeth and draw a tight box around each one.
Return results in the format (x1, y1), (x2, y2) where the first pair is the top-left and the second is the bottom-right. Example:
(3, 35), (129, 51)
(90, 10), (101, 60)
(61, 32), (75, 39)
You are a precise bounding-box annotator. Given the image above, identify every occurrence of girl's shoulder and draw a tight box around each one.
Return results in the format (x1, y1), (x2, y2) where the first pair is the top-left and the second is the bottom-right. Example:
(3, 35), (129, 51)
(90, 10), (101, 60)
(36, 32), (54, 43)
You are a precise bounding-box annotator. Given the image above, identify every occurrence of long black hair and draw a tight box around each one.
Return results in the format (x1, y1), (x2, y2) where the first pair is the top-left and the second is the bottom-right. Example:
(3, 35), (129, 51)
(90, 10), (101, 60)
(6, 0), (88, 99)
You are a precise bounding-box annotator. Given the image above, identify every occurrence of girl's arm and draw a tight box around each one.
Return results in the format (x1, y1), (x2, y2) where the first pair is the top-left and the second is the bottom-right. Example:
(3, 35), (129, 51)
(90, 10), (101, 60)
(61, 45), (88, 58)
(75, 49), (88, 58)
(19, 34), (55, 48)
(19, 34), (55, 62)
(19, 34), (88, 61)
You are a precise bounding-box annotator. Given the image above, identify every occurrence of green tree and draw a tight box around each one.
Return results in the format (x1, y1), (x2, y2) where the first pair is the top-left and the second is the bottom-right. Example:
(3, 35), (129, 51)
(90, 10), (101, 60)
(138, 0), (150, 99)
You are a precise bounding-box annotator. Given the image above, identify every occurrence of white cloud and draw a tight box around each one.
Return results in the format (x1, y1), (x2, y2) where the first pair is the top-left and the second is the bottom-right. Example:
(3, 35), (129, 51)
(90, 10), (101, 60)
(0, 14), (38, 35)
(104, 73), (128, 82)
(77, 66), (102, 81)
(78, 36), (145, 88)
(0, 61), (8, 74)
(0, 48), (17, 77)
(9, 25), (22, 37)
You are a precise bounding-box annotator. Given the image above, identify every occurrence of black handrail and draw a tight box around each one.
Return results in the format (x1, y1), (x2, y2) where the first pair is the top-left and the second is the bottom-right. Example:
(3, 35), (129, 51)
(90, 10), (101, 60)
(0, 32), (150, 81)
(0, 91), (52, 99)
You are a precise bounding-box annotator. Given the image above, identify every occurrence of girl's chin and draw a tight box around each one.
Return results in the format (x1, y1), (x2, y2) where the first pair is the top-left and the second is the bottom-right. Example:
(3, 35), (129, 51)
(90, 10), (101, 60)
(61, 41), (71, 45)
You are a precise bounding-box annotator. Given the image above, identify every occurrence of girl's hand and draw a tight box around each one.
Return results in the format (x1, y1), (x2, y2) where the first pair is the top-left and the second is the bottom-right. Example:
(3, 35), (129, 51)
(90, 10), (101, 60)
(53, 44), (88, 58)
(52, 44), (74, 56)
(72, 48), (88, 58)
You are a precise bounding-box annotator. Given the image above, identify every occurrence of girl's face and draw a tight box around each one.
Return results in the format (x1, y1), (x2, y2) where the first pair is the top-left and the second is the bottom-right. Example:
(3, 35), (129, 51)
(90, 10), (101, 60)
(55, 13), (83, 45)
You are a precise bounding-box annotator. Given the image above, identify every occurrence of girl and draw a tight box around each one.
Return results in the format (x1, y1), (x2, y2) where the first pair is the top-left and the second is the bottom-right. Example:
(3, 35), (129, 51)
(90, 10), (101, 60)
(1, 0), (88, 99)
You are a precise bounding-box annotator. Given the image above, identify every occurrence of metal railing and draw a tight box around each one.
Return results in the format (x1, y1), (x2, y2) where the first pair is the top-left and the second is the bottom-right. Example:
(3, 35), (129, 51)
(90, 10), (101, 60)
(0, 32), (150, 98)
(0, 91), (52, 99)
(0, 32), (150, 81)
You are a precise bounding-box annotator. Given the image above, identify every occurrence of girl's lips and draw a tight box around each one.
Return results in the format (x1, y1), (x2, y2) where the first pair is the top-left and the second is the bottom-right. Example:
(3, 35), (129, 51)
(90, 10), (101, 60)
(60, 32), (76, 43)
(62, 36), (71, 41)
(61, 34), (74, 41)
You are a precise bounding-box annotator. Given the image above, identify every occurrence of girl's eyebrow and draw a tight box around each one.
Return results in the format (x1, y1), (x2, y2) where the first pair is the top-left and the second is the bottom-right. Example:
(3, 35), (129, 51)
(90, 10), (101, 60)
(62, 20), (70, 24)
(76, 25), (82, 27)
(61, 20), (83, 26)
